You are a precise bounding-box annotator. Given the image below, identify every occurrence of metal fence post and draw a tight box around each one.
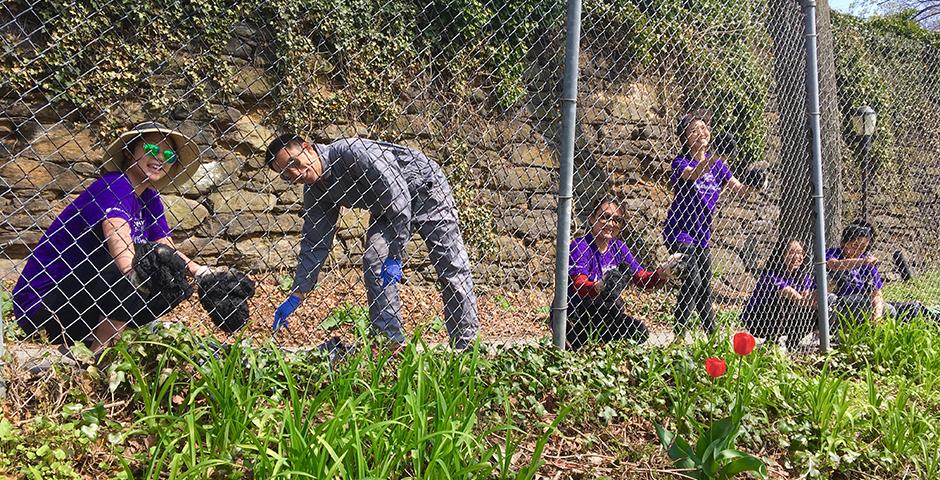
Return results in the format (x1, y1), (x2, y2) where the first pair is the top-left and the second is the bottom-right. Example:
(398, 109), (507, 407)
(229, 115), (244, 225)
(551, 0), (583, 350)
(802, 0), (832, 353)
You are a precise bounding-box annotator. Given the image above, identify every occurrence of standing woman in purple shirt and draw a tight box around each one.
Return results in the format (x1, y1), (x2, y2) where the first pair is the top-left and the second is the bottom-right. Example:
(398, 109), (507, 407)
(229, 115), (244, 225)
(12, 122), (212, 353)
(664, 110), (759, 336)
(741, 238), (816, 349)
(558, 197), (682, 349)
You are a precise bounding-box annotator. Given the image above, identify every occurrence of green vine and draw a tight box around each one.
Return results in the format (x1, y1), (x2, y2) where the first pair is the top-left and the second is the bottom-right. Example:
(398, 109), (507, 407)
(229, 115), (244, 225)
(440, 139), (497, 261)
(581, 0), (772, 165)
(832, 11), (940, 172)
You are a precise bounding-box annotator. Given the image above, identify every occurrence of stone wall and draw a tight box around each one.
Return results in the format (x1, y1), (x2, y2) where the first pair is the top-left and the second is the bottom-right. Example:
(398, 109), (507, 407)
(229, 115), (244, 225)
(0, 30), (805, 299)
(1, 21), (937, 297)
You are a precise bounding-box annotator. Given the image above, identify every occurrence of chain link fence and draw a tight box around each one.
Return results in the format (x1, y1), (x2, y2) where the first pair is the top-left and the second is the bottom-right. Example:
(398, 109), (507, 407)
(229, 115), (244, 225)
(0, 0), (938, 384)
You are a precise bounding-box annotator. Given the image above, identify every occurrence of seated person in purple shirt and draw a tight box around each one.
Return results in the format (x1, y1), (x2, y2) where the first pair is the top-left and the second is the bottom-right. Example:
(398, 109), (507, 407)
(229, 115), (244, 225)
(664, 110), (761, 336)
(12, 122), (214, 354)
(826, 220), (937, 328)
(557, 197), (682, 349)
(826, 221), (886, 325)
(742, 238), (817, 349)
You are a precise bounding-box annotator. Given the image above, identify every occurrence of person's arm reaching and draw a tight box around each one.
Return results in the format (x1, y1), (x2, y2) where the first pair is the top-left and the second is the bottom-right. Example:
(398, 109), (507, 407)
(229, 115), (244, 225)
(155, 236), (208, 277)
(632, 269), (666, 289)
(571, 274), (600, 298)
(725, 177), (752, 196)
(352, 145), (412, 261)
(872, 288), (886, 322)
(294, 189), (340, 295)
(677, 155), (718, 182)
(827, 255), (877, 271)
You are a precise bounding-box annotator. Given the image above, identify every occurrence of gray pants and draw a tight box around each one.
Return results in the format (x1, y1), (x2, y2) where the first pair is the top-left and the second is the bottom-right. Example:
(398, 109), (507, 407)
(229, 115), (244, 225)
(362, 166), (479, 349)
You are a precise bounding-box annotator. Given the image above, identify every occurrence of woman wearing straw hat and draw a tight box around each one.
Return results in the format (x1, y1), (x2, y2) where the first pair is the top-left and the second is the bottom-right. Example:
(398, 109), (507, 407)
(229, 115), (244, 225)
(12, 122), (213, 353)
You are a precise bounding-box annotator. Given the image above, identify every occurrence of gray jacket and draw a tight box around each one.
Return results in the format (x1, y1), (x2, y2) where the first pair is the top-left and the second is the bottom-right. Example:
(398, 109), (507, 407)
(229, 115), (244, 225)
(293, 138), (437, 292)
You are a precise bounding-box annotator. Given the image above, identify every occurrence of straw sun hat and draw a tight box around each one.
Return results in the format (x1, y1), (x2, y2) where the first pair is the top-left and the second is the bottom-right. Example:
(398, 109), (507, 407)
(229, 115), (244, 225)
(101, 122), (200, 191)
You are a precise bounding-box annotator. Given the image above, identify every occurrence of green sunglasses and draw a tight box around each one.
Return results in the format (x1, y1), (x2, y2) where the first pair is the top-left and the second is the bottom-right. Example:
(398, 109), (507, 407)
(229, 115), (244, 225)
(143, 143), (177, 164)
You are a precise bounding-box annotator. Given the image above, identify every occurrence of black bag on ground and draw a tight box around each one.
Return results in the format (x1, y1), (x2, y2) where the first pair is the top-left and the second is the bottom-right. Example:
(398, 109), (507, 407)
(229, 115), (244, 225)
(196, 269), (256, 333)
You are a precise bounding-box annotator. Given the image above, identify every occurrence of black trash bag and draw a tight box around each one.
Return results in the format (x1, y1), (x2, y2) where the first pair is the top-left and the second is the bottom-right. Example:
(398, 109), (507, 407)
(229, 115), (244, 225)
(316, 336), (356, 365)
(196, 269), (256, 333)
(133, 242), (193, 323)
(598, 264), (634, 302)
(737, 167), (768, 190)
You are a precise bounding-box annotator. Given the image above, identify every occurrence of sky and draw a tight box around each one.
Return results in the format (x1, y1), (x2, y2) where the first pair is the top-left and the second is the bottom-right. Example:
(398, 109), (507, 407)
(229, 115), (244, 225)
(829, 0), (855, 13)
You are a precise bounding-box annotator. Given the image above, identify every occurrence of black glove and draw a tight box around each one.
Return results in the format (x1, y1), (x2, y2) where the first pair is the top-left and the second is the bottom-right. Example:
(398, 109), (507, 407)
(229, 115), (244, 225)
(133, 242), (194, 322)
(711, 132), (738, 158)
(737, 167), (768, 190)
(196, 268), (256, 333)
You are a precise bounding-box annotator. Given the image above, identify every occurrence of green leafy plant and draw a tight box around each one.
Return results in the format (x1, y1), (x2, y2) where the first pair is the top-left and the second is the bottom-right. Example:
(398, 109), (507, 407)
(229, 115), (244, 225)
(277, 274), (294, 293)
(494, 295), (514, 312)
(319, 302), (369, 331)
(656, 333), (767, 480)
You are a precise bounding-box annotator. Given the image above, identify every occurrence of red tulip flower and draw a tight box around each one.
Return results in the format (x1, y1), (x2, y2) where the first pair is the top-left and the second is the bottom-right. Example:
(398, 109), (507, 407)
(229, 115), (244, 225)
(733, 332), (756, 356)
(705, 357), (727, 378)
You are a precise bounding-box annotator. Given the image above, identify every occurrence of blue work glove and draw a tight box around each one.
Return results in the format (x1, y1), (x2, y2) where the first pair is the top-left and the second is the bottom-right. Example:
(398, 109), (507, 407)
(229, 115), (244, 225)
(272, 295), (301, 332)
(380, 258), (403, 288)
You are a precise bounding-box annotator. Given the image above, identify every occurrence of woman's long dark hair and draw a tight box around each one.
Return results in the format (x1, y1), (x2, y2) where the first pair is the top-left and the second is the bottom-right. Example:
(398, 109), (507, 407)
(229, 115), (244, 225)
(763, 238), (810, 280)
(589, 195), (622, 219)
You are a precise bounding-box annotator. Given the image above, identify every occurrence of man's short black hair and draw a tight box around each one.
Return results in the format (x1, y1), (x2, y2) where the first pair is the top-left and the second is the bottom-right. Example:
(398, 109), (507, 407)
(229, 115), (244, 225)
(841, 220), (876, 250)
(265, 133), (307, 168)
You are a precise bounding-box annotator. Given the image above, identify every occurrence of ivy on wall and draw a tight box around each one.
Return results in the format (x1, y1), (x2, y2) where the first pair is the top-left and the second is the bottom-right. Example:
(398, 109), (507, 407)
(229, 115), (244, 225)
(832, 10), (940, 173)
(580, 0), (772, 165)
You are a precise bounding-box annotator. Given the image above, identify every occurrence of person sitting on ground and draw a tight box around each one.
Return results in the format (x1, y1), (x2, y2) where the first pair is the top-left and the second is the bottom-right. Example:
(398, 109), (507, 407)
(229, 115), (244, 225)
(555, 196), (683, 349)
(742, 238), (817, 350)
(12, 122), (218, 354)
(827, 220), (938, 329)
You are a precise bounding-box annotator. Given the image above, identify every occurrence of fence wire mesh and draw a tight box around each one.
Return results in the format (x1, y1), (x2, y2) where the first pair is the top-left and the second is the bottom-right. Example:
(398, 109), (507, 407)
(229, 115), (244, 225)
(0, 0), (937, 389)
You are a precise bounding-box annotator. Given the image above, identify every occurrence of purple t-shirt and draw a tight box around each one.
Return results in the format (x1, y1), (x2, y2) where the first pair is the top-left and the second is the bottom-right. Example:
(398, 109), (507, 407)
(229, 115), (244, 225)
(663, 154), (733, 248)
(825, 247), (883, 296)
(568, 234), (643, 283)
(742, 270), (814, 322)
(12, 172), (171, 321)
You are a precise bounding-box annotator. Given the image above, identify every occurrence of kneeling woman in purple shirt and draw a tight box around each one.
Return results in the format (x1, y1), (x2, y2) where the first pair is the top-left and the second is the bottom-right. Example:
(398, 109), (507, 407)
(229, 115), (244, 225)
(12, 122), (212, 353)
(557, 197), (681, 349)
(742, 239), (816, 349)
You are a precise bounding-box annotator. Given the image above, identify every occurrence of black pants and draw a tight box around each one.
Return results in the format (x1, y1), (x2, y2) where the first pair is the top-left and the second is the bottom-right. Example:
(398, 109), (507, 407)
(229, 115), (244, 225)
(669, 243), (716, 335)
(20, 252), (150, 346)
(562, 297), (650, 350)
(743, 299), (816, 349)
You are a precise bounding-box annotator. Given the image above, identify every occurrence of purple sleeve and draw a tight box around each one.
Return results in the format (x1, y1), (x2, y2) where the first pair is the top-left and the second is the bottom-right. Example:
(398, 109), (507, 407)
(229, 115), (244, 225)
(825, 248), (841, 261)
(670, 155), (692, 188)
(715, 159), (733, 185)
(78, 176), (135, 226)
(568, 239), (591, 277)
(144, 190), (171, 240)
(802, 274), (816, 290)
(769, 273), (790, 290)
(617, 242), (642, 275)
(870, 264), (884, 290)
